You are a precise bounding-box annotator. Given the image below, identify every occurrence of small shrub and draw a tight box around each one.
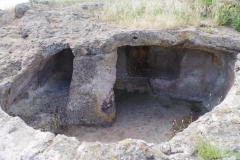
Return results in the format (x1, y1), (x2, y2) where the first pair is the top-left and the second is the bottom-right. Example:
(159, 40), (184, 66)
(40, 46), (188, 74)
(217, 4), (233, 25)
(222, 150), (231, 159)
(216, 2), (240, 31)
(199, 0), (213, 6)
(196, 139), (223, 160)
(232, 5), (240, 31)
(236, 152), (240, 160)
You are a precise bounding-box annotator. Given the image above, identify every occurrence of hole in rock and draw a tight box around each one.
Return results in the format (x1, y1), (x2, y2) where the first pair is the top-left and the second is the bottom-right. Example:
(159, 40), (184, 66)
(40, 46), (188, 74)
(5, 48), (74, 132)
(56, 45), (232, 143)
(4, 45), (234, 144)
(133, 36), (138, 40)
(110, 46), (231, 142)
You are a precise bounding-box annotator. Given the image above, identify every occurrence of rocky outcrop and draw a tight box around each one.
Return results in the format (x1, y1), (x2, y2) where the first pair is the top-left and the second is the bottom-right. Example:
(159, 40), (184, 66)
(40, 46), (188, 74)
(15, 4), (29, 19)
(0, 2), (240, 159)
(0, 109), (169, 160)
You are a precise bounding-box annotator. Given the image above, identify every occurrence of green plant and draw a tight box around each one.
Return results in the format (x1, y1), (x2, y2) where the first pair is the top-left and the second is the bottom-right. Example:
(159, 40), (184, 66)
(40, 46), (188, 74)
(232, 5), (240, 31)
(196, 139), (240, 160)
(217, 3), (235, 25)
(196, 139), (228, 160)
(199, 0), (213, 6)
(222, 150), (231, 159)
(29, 0), (37, 3)
(216, 2), (240, 31)
(236, 152), (240, 160)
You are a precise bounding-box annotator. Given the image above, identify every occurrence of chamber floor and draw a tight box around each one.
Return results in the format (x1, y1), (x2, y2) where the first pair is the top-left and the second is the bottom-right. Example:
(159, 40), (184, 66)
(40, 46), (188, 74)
(60, 91), (208, 143)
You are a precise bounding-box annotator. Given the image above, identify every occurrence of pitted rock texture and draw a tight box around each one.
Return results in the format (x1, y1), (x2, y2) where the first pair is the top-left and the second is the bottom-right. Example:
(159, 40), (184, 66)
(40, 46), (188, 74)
(66, 52), (117, 125)
(0, 109), (169, 160)
(0, 2), (240, 160)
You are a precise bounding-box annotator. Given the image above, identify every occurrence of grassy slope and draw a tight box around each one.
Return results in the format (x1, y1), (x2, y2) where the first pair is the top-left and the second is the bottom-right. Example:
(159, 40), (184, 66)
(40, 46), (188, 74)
(30, 0), (240, 31)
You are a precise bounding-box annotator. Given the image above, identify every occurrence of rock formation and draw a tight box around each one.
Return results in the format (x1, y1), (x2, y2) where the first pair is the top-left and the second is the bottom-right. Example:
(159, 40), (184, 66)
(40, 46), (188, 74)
(0, 2), (240, 159)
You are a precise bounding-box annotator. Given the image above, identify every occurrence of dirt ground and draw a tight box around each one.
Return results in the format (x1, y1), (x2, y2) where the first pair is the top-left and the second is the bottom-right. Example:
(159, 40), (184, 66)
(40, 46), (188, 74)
(59, 91), (208, 143)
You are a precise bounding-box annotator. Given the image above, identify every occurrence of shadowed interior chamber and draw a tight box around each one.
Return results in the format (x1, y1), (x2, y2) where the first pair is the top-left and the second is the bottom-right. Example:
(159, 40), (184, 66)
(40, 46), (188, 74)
(114, 46), (234, 110)
(125, 46), (180, 80)
(1, 44), (235, 143)
(4, 48), (74, 132)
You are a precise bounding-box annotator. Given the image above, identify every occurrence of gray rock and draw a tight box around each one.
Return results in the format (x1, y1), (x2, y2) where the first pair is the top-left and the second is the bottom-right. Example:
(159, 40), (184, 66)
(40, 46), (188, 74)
(80, 2), (103, 10)
(160, 142), (171, 155)
(15, 3), (29, 19)
(0, 2), (240, 160)
(200, 20), (213, 27)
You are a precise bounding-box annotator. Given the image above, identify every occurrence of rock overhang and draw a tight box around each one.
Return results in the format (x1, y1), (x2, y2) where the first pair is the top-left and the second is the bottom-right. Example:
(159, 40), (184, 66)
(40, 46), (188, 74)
(64, 29), (237, 125)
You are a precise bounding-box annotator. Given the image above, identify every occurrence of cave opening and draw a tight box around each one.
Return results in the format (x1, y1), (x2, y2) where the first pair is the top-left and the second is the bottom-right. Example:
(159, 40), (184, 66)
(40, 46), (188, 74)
(3, 44), (233, 144)
(59, 45), (227, 143)
(114, 46), (181, 93)
(38, 48), (74, 91)
(6, 48), (74, 132)
(111, 45), (226, 143)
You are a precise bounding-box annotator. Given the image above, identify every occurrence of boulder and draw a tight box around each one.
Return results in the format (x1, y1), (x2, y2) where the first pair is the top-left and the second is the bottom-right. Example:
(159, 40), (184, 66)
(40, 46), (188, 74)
(15, 3), (29, 19)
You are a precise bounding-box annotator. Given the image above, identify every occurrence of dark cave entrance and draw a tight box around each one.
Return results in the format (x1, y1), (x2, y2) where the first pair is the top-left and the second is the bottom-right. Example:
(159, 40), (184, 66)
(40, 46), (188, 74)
(6, 48), (74, 132)
(114, 46), (182, 93)
(124, 46), (180, 80)
(114, 45), (231, 104)
(38, 48), (74, 89)
(3, 44), (233, 143)
(109, 45), (228, 143)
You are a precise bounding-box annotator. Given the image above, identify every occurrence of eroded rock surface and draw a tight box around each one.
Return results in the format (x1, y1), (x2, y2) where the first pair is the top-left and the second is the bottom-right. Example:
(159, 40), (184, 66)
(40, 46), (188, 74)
(0, 2), (240, 159)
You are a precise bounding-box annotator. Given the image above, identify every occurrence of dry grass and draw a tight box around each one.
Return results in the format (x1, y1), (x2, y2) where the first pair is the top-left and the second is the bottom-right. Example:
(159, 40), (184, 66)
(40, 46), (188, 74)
(171, 112), (194, 137)
(99, 0), (203, 29)
(30, 0), (240, 30)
